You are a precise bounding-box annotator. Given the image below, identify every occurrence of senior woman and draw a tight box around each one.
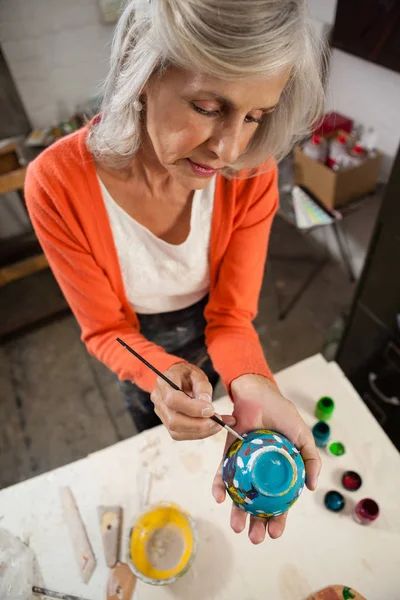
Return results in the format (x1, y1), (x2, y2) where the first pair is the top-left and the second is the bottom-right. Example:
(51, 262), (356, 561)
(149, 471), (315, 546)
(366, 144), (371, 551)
(26, 0), (325, 544)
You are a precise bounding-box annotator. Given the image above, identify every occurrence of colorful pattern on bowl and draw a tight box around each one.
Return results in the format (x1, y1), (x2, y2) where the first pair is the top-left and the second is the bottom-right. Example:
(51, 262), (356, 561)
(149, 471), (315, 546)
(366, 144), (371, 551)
(222, 429), (305, 518)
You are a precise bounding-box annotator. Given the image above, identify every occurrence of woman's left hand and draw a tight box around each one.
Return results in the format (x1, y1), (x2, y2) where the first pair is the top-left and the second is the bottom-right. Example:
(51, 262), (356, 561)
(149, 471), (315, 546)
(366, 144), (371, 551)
(212, 374), (321, 544)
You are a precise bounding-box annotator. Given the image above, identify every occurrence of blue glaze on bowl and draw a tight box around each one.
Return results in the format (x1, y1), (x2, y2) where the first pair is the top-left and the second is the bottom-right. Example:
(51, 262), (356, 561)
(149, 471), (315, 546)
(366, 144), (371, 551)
(222, 429), (305, 518)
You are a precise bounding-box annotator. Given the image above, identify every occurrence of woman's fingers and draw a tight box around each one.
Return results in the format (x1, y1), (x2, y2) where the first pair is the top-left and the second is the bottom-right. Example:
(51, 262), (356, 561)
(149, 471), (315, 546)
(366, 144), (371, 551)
(212, 458), (226, 503)
(229, 504), (288, 542)
(151, 363), (239, 441)
(165, 363), (213, 404)
(154, 403), (217, 438)
(168, 429), (220, 441)
(153, 382), (236, 440)
(298, 429), (322, 491)
(168, 413), (236, 440)
(151, 364), (215, 437)
(230, 503), (247, 534)
(230, 505), (287, 542)
(190, 371), (214, 402)
(158, 380), (215, 418)
(248, 516), (268, 545)
(267, 511), (288, 539)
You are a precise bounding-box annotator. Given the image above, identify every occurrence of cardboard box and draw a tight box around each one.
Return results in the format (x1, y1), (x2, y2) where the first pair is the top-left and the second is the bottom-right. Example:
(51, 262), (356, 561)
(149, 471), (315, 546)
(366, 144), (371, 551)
(293, 143), (382, 210)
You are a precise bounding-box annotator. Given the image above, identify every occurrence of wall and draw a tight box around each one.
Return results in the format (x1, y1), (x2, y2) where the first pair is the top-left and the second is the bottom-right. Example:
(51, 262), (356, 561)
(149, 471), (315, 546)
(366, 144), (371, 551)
(0, 0), (113, 128)
(0, 47), (31, 139)
(0, 0), (114, 240)
(308, 0), (337, 27)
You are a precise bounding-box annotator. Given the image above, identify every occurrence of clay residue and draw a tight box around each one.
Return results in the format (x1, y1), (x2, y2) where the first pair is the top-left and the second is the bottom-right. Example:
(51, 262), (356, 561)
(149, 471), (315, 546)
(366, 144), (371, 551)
(180, 452), (203, 473)
(361, 557), (372, 573)
(279, 564), (312, 600)
(140, 436), (168, 480)
(140, 437), (161, 453)
(146, 526), (184, 571)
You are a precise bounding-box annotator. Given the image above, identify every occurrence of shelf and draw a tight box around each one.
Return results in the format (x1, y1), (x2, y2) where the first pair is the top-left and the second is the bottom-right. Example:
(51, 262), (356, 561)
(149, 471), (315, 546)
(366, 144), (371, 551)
(0, 253), (48, 287)
(0, 166), (27, 194)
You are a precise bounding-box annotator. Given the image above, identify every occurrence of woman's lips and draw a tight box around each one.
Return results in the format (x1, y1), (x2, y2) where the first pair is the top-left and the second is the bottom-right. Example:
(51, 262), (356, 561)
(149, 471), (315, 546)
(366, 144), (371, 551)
(186, 158), (221, 177)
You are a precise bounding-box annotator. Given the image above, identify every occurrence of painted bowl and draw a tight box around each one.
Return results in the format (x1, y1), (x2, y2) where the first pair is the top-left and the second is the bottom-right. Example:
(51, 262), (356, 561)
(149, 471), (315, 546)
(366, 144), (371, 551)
(222, 429), (306, 518)
(128, 502), (197, 586)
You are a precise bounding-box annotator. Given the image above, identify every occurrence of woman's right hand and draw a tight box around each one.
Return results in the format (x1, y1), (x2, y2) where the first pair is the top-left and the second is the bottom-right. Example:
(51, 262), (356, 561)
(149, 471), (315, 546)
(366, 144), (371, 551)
(150, 362), (236, 440)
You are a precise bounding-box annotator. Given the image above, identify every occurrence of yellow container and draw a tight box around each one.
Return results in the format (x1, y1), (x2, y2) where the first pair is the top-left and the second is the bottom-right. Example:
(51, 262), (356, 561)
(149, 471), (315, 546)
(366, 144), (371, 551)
(128, 502), (197, 586)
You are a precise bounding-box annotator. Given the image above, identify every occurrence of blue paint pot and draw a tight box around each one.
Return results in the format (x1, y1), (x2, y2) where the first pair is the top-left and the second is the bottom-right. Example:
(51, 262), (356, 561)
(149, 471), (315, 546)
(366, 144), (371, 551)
(312, 420), (331, 448)
(222, 429), (305, 518)
(324, 490), (345, 512)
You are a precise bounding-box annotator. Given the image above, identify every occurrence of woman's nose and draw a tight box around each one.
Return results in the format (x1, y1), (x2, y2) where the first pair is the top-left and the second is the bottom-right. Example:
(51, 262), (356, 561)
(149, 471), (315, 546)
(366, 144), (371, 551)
(208, 121), (245, 166)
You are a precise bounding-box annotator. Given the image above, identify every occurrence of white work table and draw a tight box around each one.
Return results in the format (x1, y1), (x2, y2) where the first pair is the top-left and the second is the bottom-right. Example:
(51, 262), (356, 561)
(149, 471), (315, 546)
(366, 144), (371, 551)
(1, 355), (399, 600)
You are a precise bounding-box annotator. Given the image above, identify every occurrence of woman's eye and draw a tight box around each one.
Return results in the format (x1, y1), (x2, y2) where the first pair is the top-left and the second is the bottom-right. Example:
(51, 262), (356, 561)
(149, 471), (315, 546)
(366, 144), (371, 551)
(245, 115), (264, 125)
(191, 103), (219, 117)
(191, 102), (264, 125)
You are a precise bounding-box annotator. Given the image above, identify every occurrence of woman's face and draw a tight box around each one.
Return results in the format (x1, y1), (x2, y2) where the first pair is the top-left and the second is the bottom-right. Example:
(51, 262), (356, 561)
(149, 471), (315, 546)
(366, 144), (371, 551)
(142, 67), (289, 189)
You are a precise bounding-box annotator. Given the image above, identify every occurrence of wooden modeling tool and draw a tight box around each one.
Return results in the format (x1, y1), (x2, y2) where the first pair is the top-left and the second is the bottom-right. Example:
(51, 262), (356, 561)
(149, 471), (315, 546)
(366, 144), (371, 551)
(32, 587), (90, 600)
(60, 487), (96, 584)
(98, 506), (122, 568)
(99, 506), (137, 600)
(116, 337), (244, 441)
(107, 563), (137, 600)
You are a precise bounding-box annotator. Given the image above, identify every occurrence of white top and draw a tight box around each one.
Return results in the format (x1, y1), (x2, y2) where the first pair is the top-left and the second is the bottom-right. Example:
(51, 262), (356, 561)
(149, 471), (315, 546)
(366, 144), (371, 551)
(98, 175), (215, 314)
(0, 355), (399, 599)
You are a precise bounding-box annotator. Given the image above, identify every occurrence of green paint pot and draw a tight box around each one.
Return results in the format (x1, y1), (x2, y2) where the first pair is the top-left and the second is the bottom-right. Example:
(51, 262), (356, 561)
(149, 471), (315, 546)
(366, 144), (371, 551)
(327, 441), (346, 457)
(315, 396), (335, 421)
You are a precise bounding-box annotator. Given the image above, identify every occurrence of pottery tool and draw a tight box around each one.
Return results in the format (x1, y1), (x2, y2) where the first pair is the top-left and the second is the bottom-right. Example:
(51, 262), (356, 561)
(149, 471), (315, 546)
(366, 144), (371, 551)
(32, 586), (90, 600)
(107, 563), (137, 600)
(116, 337), (244, 441)
(98, 506), (122, 568)
(60, 487), (96, 584)
(98, 506), (137, 600)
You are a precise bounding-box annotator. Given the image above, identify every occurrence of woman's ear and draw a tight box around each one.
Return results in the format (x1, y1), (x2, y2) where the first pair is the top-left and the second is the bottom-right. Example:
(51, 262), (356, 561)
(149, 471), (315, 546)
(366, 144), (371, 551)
(133, 98), (144, 111)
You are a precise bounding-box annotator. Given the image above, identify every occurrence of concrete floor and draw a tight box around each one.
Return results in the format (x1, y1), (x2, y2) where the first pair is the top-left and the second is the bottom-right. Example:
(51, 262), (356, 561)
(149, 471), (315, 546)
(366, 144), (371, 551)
(0, 216), (357, 490)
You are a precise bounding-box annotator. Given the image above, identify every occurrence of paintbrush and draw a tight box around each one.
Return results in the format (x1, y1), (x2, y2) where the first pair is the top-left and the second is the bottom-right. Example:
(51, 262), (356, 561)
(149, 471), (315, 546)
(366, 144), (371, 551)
(32, 586), (90, 600)
(116, 337), (244, 441)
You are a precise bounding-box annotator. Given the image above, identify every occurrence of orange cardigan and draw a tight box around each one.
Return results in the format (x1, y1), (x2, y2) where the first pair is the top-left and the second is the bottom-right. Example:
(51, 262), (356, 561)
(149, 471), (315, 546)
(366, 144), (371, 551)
(25, 127), (278, 393)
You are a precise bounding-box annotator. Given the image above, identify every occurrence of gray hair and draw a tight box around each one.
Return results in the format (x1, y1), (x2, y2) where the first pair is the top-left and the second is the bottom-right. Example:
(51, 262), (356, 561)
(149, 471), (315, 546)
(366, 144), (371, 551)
(88, 0), (327, 174)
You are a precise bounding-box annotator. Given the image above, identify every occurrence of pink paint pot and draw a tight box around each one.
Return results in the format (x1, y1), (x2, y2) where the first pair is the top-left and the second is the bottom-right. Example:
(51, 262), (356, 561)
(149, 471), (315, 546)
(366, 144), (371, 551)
(354, 498), (379, 525)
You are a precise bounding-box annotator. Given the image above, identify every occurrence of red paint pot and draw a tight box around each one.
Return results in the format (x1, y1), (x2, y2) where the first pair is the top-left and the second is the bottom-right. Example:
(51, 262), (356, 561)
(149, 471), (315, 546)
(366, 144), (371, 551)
(342, 470), (362, 491)
(354, 498), (379, 525)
